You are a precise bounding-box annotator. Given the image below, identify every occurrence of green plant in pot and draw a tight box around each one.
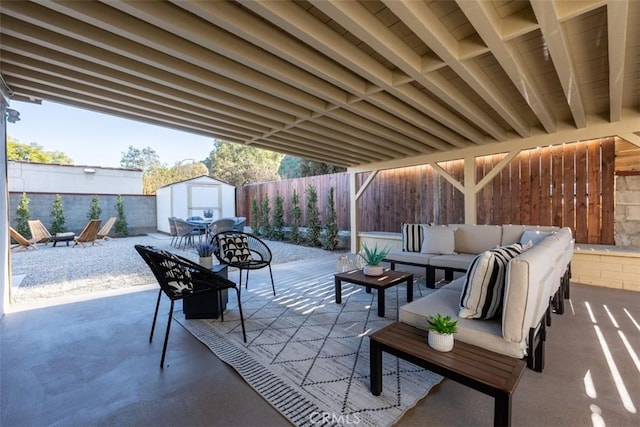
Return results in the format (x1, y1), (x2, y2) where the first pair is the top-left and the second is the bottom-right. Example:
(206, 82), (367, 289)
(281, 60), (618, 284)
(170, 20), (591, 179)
(359, 243), (389, 276)
(195, 243), (216, 269)
(426, 313), (458, 352)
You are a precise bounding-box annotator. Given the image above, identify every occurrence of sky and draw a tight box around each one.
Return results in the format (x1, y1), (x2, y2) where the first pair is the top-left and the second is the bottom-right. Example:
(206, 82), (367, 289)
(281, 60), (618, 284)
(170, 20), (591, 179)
(7, 100), (216, 168)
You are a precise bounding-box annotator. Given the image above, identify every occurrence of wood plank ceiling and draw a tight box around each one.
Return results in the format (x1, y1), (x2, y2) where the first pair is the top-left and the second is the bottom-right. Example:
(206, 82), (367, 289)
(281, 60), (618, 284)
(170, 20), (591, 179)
(1, 0), (638, 168)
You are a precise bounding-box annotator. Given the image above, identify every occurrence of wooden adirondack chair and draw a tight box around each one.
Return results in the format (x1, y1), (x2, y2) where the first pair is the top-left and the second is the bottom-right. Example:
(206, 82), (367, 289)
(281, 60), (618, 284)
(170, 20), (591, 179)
(72, 219), (102, 248)
(28, 219), (52, 244)
(97, 217), (117, 241)
(9, 227), (38, 250)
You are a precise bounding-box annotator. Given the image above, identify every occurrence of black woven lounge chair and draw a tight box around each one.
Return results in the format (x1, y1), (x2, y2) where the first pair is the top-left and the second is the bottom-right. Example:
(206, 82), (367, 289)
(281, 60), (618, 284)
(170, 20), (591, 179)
(211, 231), (276, 296)
(135, 245), (246, 368)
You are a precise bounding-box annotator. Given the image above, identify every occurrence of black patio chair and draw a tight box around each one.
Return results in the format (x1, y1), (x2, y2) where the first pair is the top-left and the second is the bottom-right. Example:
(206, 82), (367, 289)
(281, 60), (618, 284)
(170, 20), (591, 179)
(135, 245), (246, 368)
(211, 231), (276, 296)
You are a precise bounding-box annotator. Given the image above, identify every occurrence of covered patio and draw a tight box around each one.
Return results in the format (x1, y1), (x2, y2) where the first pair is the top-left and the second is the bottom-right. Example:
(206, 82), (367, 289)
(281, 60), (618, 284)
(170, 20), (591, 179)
(1, 257), (638, 426)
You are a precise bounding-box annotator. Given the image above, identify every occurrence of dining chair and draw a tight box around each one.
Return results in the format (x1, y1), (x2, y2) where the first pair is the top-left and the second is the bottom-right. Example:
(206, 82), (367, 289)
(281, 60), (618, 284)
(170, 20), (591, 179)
(135, 245), (246, 368)
(211, 231), (276, 296)
(173, 218), (201, 249)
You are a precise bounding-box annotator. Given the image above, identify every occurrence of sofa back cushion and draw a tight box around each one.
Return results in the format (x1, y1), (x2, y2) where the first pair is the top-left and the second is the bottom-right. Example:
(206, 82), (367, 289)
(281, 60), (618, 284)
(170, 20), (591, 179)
(420, 226), (456, 254)
(452, 224), (502, 254)
(501, 225), (526, 245)
(402, 223), (427, 252)
(502, 243), (554, 343)
(459, 243), (524, 319)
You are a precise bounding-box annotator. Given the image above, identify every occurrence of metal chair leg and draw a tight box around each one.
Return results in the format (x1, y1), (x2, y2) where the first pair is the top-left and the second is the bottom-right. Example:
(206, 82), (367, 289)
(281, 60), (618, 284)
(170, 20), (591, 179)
(150, 288), (162, 342)
(235, 287), (247, 342)
(268, 265), (275, 296)
(160, 300), (174, 368)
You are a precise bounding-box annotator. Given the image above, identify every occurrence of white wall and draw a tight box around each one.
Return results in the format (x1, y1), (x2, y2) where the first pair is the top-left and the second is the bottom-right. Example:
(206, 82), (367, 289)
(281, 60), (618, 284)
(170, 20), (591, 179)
(8, 161), (143, 195)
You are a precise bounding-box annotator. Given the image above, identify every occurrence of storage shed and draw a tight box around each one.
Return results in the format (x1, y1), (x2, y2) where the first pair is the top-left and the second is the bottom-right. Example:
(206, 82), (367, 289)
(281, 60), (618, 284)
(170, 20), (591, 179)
(156, 176), (235, 233)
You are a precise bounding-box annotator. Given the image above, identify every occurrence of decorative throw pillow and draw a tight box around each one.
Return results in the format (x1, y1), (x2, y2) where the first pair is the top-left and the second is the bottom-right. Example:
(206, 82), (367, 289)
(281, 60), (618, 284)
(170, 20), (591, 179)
(459, 243), (524, 319)
(219, 235), (253, 264)
(420, 226), (456, 254)
(519, 230), (552, 246)
(402, 223), (425, 252)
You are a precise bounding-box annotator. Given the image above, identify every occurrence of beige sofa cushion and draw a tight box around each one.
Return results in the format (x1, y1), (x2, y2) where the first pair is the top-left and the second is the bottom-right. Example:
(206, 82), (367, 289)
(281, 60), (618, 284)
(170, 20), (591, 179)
(501, 225), (526, 245)
(399, 281), (527, 358)
(385, 249), (435, 265)
(420, 226), (456, 254)
(429, 253), (477, 270)
(451, 224), (502, 254)
(502, 243), (554, 343)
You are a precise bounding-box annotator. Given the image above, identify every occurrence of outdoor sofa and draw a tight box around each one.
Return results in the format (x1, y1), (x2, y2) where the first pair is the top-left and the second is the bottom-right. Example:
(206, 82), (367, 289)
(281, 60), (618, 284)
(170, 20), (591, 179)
(391, 224), (574, 372)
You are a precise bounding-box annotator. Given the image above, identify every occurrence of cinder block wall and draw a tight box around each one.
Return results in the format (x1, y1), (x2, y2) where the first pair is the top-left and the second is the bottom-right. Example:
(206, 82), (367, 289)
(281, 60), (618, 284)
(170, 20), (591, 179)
(8, 193), (157, 236)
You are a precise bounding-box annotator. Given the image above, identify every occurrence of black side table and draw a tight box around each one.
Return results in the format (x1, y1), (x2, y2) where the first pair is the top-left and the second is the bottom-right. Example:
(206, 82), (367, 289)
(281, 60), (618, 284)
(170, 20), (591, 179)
(183, 264), (229, 319)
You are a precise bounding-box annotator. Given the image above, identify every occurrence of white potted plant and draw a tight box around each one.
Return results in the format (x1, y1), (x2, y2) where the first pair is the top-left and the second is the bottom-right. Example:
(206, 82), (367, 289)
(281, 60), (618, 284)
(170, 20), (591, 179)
(195, 242), (216, 269)
(426, 313), (458, 352)
(359, 243), (389, 276)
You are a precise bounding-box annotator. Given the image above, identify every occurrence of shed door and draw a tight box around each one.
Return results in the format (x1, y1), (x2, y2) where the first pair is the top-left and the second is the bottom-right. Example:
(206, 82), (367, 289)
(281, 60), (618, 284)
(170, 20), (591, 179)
(188, 184), (222, 219)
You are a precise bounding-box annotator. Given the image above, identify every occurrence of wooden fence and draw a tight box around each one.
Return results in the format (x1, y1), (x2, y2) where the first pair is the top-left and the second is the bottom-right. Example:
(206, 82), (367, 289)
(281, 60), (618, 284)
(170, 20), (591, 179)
(236, 138), (617, 244)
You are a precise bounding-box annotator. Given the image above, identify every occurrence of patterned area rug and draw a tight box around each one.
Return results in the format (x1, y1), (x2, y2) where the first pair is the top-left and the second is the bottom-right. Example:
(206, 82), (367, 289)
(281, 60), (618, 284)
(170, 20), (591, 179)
(177, 258), (441, 427)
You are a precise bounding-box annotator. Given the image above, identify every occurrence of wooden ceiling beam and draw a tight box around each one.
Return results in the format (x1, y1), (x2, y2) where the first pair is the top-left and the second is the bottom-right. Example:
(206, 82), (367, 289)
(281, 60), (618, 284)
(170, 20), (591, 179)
(529, 0), (587, 128)
(606, 0), (629, 122)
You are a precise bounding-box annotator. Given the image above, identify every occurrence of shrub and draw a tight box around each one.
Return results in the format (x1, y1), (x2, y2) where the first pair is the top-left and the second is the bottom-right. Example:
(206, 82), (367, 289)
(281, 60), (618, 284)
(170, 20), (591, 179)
(271, 192), (285, 240)
(87, 194), (102, 220)
(50, 194), (67, 234)
(306, 183), (321, 247)
(289, 190), (301, 244)
(115, 195), (128, 237)
(323, 187), (339, 250)
(16, 192), (31, 238)
(260, 196), (271, 237)
(250, 198), (260, 235)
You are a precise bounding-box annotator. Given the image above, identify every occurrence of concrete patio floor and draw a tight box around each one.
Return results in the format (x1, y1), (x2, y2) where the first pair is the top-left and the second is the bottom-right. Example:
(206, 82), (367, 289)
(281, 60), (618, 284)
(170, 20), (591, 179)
(1, 257), (638, 426)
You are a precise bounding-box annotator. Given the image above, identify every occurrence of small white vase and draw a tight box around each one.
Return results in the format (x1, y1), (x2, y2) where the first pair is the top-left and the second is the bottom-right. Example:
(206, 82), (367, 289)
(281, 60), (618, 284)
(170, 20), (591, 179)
(363, 264), (384, 276)
(199, 256), (213, 270)
(428, 331), (454, 352)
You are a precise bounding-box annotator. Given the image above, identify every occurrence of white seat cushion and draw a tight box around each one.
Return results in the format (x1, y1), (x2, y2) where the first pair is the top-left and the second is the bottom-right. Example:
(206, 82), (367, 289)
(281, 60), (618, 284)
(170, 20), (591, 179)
(429, 253), (477, 270)
(399, 290), (526, 358)
(385, 248), (434, 265)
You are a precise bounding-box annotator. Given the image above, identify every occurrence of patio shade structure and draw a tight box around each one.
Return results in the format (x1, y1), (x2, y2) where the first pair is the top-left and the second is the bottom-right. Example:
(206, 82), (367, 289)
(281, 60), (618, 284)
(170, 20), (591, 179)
(0, 0), (638, 170)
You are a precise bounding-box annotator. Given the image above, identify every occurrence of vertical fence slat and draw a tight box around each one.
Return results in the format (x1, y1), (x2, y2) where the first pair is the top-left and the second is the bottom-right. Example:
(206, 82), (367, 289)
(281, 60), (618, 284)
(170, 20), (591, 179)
(601, 137), (615, 244)
(575, 143), (588, 243)
(587, 141), (602, 243)
(563, 143), (576, 236)
(540, 147), (552, 225)
(551, 145), (564, 227)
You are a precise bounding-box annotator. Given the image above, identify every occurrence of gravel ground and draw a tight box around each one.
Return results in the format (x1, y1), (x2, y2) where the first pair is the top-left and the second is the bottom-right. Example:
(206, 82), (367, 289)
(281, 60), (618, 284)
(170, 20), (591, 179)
(10, 234), (344, 304)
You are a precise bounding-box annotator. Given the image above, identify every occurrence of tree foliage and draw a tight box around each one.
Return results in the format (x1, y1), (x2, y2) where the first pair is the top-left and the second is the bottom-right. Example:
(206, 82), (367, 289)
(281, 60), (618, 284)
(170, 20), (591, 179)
(120, 146), (161, 171)
(16, 192), (31, 238)
(7, 137), (72, 164)
(278, 155), (301, 179)
(277, 155), (346, 179)
(209, 140), (283, 186)
(300, 159), (346, 177)
(142, 162), (209, 195)
(50, 194), (67, 234)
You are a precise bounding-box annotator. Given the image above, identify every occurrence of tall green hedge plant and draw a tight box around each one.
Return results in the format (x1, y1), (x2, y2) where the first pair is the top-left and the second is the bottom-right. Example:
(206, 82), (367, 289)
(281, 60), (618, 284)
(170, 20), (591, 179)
(50, 194), (67, 234)
(16, 192), (31, 237)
